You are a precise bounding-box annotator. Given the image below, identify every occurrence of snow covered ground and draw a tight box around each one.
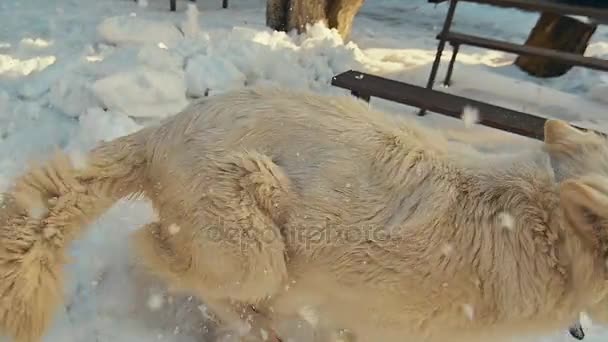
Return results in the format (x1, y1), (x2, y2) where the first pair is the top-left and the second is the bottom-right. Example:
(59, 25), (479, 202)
(1, 0), (608, 341)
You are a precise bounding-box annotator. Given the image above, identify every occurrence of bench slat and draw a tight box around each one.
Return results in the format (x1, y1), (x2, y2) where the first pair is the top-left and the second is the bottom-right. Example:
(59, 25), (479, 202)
(331, 70), (547, 140)
(439, 31), (608, 72)
(452, 0), (608, 21)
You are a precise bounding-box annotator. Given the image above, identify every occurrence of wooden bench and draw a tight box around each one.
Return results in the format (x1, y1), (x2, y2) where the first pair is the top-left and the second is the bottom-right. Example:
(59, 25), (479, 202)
(331, 70), (550, 140)
(329, 0), (607, 141)
(426, 0), (608, 93)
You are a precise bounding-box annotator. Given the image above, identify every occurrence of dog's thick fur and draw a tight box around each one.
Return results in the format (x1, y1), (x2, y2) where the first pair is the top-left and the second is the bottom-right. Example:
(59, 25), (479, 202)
(1, 87), (608, 342)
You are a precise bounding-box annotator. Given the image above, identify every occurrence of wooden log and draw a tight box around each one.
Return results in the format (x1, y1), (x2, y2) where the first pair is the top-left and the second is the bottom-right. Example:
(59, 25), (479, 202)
(514, 12), (597, 78)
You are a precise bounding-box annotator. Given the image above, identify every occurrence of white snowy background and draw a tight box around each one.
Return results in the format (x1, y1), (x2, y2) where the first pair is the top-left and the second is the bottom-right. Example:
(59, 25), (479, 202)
(1, 0), (608, 341)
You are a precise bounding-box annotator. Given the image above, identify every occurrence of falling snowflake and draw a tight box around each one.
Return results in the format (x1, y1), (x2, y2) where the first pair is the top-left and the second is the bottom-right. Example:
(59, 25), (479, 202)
(198, 304), (215, 321)
(27, 201), (48, 219)
(298, 306), (319, 327)
(497, 211), (515, 231)
(147, 293), (164, 311)
(580, 311), (593, 328)
(168, 223), (181, 235)
(461, 105), (479, 128)
(441, 243), (454, 256)
(462, 303), (474, 320)
(68, 148), (88, 170)
(260, 328), (269, 341)
(184, 3), (200, 38)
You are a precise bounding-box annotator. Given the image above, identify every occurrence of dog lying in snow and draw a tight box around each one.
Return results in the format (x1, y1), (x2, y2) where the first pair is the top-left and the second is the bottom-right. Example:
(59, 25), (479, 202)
(0, 86), (608, 342)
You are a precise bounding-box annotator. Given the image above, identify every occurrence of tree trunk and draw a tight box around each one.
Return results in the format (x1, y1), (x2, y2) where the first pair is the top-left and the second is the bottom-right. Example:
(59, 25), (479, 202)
(266, 0), (365, 41)
(327, 0), (366, 40)
(514, 12), (597, 78)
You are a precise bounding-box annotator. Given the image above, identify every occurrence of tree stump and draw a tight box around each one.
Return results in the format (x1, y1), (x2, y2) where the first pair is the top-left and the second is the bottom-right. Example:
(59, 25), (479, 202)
(514, 12), (597, 78)
(266, 0), (366, 41)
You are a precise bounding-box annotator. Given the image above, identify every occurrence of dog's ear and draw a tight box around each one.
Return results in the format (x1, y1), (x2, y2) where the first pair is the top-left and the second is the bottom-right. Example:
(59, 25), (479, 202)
(560, 175), (608, 247)
(544, 119), (587, 152)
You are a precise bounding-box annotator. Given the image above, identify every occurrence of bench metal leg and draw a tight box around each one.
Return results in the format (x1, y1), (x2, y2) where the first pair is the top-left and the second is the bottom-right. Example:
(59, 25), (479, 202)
(443, 43), (460, 87)
(351, 91), (371, 103)
(419, 0), (459, 116)
(170, 0), (176, 11)
(223, 0), (229, 8)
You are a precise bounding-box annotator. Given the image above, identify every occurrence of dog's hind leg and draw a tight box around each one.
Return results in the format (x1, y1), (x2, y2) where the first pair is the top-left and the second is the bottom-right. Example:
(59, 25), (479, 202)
(132, 150), (293, 341)
(132, 219), (284, 342)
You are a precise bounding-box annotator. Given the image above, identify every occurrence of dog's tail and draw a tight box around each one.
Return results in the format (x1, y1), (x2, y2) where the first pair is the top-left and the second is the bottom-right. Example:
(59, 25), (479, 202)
(0, 127), (151, 342)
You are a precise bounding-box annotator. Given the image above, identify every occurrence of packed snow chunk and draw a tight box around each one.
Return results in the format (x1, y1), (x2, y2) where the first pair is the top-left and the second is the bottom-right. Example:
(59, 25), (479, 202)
(49, 74), (100, 117)
(92, 67), (188, 118)
(185, 54), (246, 97)
(137, 45), (183, 73)
(69, 107), (142, 150)
(0, 54), (56, 76)
(461, 105), (479, 128)
(97, 16), (183, 47)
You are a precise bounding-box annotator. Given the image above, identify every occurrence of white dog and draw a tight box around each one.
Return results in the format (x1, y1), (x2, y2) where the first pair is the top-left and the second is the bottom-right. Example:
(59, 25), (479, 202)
(0, 87), (607, 342)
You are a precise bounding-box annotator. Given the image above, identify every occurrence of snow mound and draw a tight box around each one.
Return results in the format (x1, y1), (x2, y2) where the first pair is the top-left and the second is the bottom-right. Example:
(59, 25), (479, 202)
(182, 23), (368, 96)
(97, 16), (183, 47)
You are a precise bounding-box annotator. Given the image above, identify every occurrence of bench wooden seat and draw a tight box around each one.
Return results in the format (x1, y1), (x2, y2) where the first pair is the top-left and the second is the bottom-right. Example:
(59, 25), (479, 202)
(439, 30), (608, 72)
(460, 0), (608, 21)
(429, 0), (608, 21)
(331, 70), (548, 140)
(330, 1), (608, 140)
